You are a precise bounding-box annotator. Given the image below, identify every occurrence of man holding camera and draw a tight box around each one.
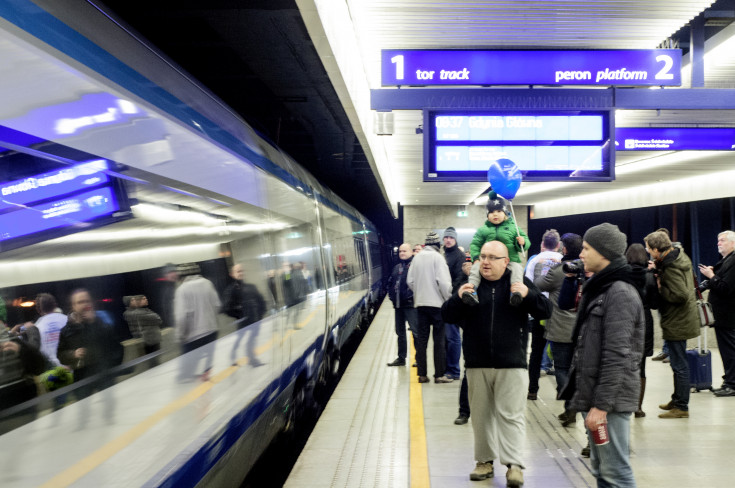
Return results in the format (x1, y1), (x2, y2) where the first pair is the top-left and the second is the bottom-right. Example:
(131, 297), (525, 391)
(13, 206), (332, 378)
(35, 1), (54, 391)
(560, 223), (643, 487)
(644, 230), (700, 418)
(698, 230), (735, 397)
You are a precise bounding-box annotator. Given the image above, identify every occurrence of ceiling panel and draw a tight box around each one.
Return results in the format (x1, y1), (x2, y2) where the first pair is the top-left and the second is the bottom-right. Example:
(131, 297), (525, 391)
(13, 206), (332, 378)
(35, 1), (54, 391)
(300, 0), (735, 216)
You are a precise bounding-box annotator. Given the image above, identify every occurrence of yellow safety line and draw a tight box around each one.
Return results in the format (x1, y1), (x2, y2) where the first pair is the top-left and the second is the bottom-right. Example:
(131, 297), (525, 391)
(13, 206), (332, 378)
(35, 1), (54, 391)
(409, 337), (430, 488)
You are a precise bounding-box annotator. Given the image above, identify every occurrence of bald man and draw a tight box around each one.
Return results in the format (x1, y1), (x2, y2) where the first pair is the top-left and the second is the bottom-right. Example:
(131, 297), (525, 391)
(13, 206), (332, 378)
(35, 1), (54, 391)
(442, 241), (552, 486)
(387, 243), (418, 366)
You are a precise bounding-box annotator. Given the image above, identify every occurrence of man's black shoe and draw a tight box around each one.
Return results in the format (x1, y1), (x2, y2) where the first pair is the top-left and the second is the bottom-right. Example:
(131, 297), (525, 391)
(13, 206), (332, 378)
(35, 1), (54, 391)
(454, 414), (469, 425)
(387, 358), (406, 367)
(527, 392), (537, 400)
(509, 291), (523, 306)
(462, 290), (479, 306)
(581, 443), (590, 458)
(714, 386), (735, 397)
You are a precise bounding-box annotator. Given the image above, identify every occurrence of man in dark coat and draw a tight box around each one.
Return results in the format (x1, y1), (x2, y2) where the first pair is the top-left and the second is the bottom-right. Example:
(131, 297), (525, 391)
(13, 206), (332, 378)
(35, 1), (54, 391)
(386, 243), (417, 366)
(699, 230), (735, 396)
(442, 241), (552, 486)
(57, 289), (124, 398)
(222, 264), (266, 366)
(443, 226), (465, 380)
(562, 223), (644, 487)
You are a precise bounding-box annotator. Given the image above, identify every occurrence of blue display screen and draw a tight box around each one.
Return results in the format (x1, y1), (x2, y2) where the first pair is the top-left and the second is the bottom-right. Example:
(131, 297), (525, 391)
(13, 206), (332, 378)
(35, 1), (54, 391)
(0, 158), (128, 251)
(425, 111), (614, 182)
(0, 159), (110, 211)
(615, 128), (735, 151)
(382, 49), (681, 86)
(0, 187), (118, 242)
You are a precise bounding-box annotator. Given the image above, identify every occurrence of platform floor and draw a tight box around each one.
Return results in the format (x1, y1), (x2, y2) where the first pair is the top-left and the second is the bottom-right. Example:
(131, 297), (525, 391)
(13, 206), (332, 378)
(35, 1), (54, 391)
(285, 301), (735, 488)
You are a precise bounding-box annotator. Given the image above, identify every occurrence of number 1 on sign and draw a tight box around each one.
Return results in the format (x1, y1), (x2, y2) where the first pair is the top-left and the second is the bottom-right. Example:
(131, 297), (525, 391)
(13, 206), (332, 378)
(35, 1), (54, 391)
(391, 55), (404, 80)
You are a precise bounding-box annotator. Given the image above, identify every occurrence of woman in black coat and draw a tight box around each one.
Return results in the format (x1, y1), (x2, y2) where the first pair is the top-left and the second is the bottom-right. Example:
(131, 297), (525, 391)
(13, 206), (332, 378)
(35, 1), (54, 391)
(625, 243), (659, 417)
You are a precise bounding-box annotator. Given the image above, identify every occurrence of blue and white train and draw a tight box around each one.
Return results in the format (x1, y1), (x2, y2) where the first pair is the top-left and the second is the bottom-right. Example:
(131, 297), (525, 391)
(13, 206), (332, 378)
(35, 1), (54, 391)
(0, 2), (385, 487)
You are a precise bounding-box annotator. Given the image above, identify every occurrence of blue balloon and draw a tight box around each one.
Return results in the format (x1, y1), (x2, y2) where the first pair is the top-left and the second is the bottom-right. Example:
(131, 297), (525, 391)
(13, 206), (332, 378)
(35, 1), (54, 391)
(487, 158), (522, 200)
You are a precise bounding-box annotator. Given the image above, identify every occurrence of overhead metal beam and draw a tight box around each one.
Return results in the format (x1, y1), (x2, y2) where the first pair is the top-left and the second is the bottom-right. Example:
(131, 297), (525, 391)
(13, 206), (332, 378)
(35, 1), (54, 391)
(371, 88), (735, 111)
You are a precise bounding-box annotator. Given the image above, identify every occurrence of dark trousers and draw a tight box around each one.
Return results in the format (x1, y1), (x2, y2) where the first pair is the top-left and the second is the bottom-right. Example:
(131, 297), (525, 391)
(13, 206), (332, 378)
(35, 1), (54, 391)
(528, 319), (546, 394)
(667, 339), (690, 410)
(715, 326), (735, 389)
(394, 307), (418, 360)
(459, 371), (470, 417)
(416, 306), (446, 378)
(550, 341), (574, 408)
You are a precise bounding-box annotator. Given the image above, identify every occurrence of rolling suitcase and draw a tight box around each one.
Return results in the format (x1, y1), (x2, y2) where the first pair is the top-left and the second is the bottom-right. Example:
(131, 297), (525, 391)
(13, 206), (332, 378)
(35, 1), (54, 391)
(687, 327), (713, 392)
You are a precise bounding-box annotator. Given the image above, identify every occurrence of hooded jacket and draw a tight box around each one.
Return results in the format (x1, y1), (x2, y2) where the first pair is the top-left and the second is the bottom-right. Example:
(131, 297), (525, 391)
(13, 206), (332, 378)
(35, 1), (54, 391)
(656, 248), (700, 341)
(469, 215), (530, 263)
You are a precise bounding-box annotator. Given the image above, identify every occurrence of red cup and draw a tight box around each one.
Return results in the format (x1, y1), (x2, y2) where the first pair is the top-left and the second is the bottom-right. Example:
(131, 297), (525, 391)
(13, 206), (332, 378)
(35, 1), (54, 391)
(591, 423), (610, 446)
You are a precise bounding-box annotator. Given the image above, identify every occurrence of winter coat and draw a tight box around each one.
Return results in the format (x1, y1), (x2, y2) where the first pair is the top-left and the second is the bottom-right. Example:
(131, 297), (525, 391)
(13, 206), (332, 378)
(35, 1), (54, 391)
(656, 248), (700, 341)
(406, 246), (452, 308)
(564, 258), (644, 414)
(174, 275), (221, 343)
(388, 257), (414, 308)
(221, 280), (266, 327)
(704, 251), (735, 329)
(57, 315), (124, 381)
(123, 307), (163, 346)
(628, 264), (658, 356)
(442, 269), (551, 368)
(535, 262), (577, 343)
(444, 245), (466, 294)
(469, 216), (530, 263)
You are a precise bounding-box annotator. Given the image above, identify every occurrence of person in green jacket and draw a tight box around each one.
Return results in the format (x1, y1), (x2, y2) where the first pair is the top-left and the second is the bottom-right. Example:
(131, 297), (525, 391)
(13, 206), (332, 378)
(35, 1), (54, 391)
(645, 230), (700, 419)
(464, 191), (531, 307)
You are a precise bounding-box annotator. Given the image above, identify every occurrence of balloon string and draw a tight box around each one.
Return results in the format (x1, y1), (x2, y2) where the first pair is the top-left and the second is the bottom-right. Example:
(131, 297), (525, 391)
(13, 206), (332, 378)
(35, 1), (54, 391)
(508, 201), (526, 260)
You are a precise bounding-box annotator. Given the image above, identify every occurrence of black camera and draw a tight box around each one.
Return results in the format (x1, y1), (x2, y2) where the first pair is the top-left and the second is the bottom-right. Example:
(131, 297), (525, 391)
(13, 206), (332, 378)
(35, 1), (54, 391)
(562, 259), (584, 274)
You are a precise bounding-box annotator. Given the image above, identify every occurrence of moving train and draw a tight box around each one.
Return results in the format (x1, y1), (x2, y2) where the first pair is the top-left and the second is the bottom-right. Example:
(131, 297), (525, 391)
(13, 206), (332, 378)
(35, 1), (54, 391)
(0, 2), (386, 486)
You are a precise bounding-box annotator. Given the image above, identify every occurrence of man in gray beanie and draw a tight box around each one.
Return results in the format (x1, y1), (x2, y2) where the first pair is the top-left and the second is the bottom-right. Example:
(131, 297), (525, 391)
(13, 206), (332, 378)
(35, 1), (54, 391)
(559, 222), (644, 486)
(407, 231), (453, 383)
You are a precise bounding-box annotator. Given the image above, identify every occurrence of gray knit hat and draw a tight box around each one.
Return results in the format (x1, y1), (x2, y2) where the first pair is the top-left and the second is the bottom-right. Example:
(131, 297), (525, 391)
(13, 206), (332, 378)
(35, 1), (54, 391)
(583, 223), (628, 261)
(425, 231), (440, 246)
(443, 227), (458, 240)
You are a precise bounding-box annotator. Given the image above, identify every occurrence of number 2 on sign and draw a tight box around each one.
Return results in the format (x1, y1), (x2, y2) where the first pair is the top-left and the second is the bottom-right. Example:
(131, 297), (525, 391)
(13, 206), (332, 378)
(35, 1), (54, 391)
(655, 55), (674, 80)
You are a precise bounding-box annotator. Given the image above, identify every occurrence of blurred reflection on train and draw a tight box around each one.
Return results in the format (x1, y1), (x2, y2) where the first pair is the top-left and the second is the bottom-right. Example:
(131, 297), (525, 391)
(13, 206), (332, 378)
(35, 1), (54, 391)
(0, 2), (386, 487)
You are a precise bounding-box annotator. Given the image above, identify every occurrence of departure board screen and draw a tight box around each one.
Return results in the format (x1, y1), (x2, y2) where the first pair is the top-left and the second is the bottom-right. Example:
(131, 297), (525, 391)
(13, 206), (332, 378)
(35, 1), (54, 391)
(0, 159), (130, 252)
(425, 111), (614, 182)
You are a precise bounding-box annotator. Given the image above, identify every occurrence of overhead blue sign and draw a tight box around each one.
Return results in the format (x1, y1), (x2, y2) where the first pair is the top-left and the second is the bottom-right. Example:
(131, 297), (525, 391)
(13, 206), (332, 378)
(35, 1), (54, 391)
(615, 128), (735, 150)
(382, 50), (681, 86)
(0, 159), (110, 211)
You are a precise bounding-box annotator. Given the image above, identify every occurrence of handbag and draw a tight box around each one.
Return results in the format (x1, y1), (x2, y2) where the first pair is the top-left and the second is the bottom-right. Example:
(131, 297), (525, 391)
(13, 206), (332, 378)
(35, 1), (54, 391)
(693, 275), (715, 327)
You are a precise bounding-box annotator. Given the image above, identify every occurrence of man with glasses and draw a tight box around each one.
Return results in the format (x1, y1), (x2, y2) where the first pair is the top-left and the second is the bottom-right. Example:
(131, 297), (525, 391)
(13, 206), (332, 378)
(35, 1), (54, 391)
(442, 241), (552, 486)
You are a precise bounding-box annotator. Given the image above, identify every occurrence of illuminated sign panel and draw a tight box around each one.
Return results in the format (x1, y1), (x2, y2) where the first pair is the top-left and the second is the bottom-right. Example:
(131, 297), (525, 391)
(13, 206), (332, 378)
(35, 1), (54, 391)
(382, 50), (681, 86)
(615, 128), (735, 151)
(425, 111), (613, 182)
(0, 159), (129, 252)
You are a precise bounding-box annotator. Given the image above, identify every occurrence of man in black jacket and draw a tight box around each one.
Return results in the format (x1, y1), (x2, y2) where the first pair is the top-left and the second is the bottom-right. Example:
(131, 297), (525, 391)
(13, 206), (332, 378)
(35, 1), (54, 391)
(443, 226), (465, 380)
(223, 264), (266, 366)
(699, 230), (735, 396)
(386, 243), (417, 366)
(442, 241), (552, 486)
(562, 223), (643, 487)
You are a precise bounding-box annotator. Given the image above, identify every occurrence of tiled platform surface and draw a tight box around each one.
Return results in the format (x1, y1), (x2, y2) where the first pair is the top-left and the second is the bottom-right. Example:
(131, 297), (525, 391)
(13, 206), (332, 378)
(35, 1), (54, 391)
(286, 301), (735, 487)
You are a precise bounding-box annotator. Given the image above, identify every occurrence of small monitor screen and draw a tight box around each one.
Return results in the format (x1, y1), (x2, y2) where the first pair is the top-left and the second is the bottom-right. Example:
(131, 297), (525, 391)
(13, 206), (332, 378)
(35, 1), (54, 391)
(425, 110), (614, 182)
